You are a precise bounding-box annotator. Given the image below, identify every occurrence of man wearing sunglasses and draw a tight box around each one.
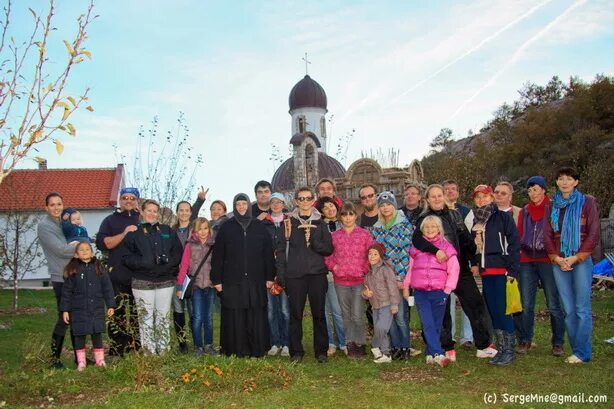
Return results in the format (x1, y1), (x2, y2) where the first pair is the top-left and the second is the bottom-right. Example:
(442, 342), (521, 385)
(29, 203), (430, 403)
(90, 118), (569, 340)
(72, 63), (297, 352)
(494, 181), (521, 224)
(358, 184), (379, 229)
(275, 187), (333, 363)
(96, 187), (141, 356)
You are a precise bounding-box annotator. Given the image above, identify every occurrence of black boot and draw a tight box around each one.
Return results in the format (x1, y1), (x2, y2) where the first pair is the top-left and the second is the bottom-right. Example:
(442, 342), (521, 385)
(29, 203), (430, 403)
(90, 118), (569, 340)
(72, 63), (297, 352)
(489, 330), (504, 365)
(50, 334), (65, 369)
(494, 332), (515, 366)
(174, 312), (188, 353)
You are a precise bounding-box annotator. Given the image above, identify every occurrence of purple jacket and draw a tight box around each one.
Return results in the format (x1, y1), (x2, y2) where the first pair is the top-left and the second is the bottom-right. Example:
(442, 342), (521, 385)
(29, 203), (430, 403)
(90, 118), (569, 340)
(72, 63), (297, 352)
(404, 234), (459, 294)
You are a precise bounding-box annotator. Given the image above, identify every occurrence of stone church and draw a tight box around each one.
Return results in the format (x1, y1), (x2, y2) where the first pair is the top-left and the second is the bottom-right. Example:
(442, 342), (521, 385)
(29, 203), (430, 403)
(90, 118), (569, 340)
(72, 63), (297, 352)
(271, 74), (424, 204)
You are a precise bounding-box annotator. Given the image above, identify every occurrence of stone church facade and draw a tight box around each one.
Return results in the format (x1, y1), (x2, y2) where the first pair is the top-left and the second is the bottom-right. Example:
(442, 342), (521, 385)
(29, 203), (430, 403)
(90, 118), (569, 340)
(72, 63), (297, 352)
(271, 74), (424, 205)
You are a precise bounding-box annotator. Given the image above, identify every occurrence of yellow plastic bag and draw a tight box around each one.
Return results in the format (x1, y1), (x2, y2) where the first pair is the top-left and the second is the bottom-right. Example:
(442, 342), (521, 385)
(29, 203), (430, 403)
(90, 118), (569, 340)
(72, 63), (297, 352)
(506, 278), (523, 315)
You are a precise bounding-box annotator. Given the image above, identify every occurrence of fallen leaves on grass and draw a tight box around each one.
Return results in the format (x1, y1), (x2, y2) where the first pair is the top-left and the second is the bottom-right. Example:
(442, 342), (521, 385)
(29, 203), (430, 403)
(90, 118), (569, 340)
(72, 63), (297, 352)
(379, 366), (442, 382)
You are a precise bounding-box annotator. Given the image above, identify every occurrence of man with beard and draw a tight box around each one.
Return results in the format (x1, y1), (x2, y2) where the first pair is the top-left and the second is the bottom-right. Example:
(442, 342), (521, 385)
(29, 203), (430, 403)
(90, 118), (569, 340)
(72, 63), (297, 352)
(358, 184), (379, 229)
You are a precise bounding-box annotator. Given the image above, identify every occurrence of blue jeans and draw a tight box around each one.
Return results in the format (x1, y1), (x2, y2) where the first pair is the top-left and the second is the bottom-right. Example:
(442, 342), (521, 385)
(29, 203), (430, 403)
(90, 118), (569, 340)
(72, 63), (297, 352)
(517, 261), (565, 346)
(267, 291), (289, 347)
(389, 289), (410, 349)
(190, 287), (215, 348)
(325, 280), (346, 348)
(553, 258), (593, 361)
(415, 290), (448, 356)
(482, 275), (515, 332)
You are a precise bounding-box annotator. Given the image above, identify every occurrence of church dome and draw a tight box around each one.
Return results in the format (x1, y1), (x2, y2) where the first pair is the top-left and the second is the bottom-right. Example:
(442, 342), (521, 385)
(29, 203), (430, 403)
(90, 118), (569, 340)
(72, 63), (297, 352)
(289, 75), (328, 112)
(271, 152), (345, 192)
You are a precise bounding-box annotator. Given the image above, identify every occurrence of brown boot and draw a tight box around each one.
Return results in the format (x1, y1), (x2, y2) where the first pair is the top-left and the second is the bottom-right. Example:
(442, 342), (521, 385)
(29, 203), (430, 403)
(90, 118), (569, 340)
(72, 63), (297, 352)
(515, 342), (530, 354)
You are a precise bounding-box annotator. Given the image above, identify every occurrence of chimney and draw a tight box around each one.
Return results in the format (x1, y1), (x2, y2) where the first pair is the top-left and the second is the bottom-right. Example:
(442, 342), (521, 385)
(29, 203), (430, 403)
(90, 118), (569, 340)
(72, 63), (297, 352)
(38, 159), (48, 170)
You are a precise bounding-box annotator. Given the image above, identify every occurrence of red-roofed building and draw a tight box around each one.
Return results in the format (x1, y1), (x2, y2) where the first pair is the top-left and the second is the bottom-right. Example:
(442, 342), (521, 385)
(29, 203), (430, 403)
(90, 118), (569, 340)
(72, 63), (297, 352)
(0, 164), (125, 286)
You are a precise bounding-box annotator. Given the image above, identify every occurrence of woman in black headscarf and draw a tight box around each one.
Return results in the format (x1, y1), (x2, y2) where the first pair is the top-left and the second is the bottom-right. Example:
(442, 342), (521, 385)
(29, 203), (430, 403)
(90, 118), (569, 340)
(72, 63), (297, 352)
(210, 193), (275, 357)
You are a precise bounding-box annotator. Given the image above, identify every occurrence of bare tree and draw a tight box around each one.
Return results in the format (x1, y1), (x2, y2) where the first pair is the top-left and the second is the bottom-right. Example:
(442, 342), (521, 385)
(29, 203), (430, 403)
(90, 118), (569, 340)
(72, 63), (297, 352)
(0, 0), (97, 185)
(115, 113), (203, 224)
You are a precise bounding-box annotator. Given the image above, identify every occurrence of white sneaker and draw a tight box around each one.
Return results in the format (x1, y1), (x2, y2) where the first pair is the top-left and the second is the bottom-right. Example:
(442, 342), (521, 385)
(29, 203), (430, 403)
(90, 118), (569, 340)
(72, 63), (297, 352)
(373, 354), (392, 364)
(434, 354), (450, 368)
(425, 355), (434, 365)
(280, 346), (290, 357)
(267, 345), (280, 356)
(445, 350), (457, 362)
(409, 348), (422, 357)
(327, 345), (337, 356)
(565, 354), (584, 364)
(371, 347), (382, 359)
(340, 346), (348, 356)
(476, 347), (498, 359)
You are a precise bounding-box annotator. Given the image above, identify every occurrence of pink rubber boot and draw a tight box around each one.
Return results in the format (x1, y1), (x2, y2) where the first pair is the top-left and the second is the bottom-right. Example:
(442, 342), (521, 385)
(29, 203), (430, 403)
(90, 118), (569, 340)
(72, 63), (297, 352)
(76, 349), (87, 372)
(93, 348), (106, 367)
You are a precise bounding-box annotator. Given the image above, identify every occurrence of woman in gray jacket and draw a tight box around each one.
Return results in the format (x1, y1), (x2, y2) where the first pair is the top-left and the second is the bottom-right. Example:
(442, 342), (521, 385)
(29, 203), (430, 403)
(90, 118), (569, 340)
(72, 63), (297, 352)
(37, 192), (78, 369)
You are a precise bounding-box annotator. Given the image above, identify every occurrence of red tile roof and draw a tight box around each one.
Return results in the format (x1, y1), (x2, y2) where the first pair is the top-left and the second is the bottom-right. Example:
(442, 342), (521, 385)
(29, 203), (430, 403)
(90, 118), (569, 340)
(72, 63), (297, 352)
(0, 165), (124, 211)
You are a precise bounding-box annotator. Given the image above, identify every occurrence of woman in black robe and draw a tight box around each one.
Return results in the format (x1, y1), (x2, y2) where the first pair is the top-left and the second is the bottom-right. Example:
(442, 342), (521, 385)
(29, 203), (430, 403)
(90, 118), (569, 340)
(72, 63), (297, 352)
(211, 193), (275, 357)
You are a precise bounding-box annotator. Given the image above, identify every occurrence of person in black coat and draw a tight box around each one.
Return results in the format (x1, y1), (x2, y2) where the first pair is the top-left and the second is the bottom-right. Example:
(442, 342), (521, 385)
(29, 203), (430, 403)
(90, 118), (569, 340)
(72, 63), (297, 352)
(211, 193), (275, 357)
(122, 199), (183, 355)
(275, 187), (334, 363)
(60, 242), (116, 370)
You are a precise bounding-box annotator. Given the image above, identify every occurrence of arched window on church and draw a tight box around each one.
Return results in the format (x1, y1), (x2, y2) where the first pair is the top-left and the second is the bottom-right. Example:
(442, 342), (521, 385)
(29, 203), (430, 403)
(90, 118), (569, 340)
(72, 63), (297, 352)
(298, 116), (306, 133)
(351, 164), (378, 185)
(305, 144), (316, 186)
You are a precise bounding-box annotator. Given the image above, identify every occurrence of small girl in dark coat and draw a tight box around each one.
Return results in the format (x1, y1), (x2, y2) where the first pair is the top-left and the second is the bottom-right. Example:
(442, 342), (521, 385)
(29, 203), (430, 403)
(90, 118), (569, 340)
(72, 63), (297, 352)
(61, 242), (116, 371)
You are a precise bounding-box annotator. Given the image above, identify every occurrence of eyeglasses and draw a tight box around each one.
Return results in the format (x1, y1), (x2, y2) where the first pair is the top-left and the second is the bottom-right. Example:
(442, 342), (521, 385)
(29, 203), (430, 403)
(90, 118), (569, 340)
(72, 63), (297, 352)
(296, 196), (314, 202)
(359, 193), (375, 201)
(121, 195), (137, 201)
(493, 190), (508, 195)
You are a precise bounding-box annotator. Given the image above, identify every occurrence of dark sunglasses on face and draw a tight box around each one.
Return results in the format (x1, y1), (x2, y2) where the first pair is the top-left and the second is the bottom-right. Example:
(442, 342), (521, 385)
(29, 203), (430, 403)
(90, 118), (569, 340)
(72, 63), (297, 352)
(121, 195), (137, 201)
(360, 193), (375, 200)
(296, 196), (314, 202)
(493, 190), (508, 195)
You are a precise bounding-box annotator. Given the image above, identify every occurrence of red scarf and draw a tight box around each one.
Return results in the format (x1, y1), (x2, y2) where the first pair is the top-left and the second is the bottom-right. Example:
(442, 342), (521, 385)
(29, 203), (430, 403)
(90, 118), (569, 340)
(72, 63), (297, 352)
(526, 195), (550, 221)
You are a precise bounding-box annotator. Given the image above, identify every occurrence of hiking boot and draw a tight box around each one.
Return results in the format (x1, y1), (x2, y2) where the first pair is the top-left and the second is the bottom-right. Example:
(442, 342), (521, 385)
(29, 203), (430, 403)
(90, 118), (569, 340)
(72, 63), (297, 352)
(515, 342), (530, 354)
(552, 345), (564, 357)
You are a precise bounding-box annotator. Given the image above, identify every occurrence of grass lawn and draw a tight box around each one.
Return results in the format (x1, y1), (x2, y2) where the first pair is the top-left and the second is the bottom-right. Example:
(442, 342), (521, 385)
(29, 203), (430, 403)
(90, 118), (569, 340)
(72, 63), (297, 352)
(0, 288), (613, 408)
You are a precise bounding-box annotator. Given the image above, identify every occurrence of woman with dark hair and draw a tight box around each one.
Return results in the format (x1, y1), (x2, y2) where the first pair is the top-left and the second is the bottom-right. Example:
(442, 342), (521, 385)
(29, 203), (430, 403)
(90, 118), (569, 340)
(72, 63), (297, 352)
(37, 192), (78, 368)
(170, 189), (206, 353)
(316, 196), (347, 357)
(412, 184), (495, 363)
(471, 185), (520, 365)
(123, 199), (183, 355)
(211, 194), (274, 357)
(545, 167), (600, 364)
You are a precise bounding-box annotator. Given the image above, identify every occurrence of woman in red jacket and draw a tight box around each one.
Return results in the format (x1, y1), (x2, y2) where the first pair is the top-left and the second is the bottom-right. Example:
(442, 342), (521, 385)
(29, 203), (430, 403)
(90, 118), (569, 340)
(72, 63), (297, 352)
(544, 167), (600, 364)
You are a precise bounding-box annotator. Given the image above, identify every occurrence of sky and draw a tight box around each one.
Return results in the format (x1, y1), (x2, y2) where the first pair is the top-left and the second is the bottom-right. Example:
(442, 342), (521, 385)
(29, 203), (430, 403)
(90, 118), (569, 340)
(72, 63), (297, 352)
(9, 0), (614, 216)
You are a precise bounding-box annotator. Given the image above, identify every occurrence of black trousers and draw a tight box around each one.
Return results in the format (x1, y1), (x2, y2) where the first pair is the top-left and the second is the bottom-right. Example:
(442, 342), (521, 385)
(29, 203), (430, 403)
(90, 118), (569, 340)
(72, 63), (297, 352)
(286, 273), (328, 358)
(441, 269), (492, 350)
(52, 282), (71, 337)
(108, 281), (140, 355)
(74, 333), (103, 349)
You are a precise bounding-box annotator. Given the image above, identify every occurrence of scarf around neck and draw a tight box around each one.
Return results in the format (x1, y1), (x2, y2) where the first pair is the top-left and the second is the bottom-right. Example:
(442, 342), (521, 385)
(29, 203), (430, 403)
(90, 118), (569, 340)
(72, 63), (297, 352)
(527, 195), (550, 222)
(551, 189), (585, 257)
(473, 203), (497, 225)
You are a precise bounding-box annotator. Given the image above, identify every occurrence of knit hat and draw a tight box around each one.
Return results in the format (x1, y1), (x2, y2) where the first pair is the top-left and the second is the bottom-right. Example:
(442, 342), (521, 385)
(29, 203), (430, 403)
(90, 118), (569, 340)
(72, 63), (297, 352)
(368, 242), (386, 259)
(527, 176), (547, 190)
(472, 184), (494, 198)
(377, 191), (397, 208)
(120, 187), (140, 199)
(269, 192), (286, 204)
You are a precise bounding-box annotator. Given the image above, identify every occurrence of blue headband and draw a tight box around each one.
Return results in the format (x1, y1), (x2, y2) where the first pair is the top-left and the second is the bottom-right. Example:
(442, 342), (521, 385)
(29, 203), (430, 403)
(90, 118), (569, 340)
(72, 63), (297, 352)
(120, 187), (140, 199)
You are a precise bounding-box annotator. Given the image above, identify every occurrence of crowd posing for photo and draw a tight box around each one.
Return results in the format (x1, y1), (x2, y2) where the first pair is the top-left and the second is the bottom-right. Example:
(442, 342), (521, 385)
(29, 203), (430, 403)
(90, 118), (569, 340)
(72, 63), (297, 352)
(38, 166), (600, 370)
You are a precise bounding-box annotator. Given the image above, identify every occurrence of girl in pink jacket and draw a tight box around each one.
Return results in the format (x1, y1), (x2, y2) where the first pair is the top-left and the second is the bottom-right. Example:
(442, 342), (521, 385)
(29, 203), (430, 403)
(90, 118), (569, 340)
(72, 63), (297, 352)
(325, 203), (374, 357)
(403, 215), (459, 367)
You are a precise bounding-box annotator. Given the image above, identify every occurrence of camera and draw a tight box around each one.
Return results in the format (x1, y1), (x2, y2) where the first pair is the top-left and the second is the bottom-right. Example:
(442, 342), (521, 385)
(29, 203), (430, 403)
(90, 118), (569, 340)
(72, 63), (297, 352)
(155, 254), (169, 265)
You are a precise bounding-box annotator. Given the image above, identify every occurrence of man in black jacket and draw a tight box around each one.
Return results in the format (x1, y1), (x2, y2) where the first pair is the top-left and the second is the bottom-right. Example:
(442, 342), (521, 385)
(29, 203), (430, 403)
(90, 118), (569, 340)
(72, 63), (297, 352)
(275, 187), (333, 363)
(96, 187), (140, 356)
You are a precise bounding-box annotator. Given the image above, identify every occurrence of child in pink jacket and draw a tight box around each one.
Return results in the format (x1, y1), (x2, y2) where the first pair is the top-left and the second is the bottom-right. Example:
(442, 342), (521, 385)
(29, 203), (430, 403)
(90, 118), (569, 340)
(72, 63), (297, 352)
(403, 215), (459, 367)
(325, 203), (373, 357)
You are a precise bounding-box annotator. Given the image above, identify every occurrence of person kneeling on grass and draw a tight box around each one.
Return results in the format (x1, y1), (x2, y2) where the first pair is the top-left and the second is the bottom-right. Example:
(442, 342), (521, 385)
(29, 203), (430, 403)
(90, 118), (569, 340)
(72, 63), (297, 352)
(61, 242), (116, 371)
(403, 216), (459, 368)
(363, 243), (400, 363)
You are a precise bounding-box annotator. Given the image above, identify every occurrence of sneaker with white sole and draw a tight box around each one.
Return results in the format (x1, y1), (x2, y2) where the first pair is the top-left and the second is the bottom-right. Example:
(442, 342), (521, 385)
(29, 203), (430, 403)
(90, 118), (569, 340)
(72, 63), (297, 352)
(445, 349), (456, 362)
(267, 345), (280, 356)
(425, 355), (434, 365)
(434, 354), (450, 368)
(373, 354), (392, 364)
(565, 354), (584, 364)
(280, 346), (290, 357)
(371, 347), (382, 359)
(340, 346), (348, 356)
(327, 345), (337, 356)
(409, 348), (422, 357)
(476, 346), (498, 359)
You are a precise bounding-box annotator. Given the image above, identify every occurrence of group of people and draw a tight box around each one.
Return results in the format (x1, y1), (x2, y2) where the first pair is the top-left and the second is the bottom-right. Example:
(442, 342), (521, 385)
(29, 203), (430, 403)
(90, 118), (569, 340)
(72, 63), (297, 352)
(37, 166), (600, 370)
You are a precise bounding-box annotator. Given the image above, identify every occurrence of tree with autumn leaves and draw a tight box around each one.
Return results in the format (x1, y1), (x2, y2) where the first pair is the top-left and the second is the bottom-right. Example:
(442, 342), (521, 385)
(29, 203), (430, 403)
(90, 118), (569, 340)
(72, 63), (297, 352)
(0, 0), (96, 185)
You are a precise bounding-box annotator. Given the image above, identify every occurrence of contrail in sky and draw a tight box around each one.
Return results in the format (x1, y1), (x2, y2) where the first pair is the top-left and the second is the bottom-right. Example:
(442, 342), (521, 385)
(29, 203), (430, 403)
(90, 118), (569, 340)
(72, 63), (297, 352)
(386, 0), (553, 107)
(449, 0), (588, 120)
